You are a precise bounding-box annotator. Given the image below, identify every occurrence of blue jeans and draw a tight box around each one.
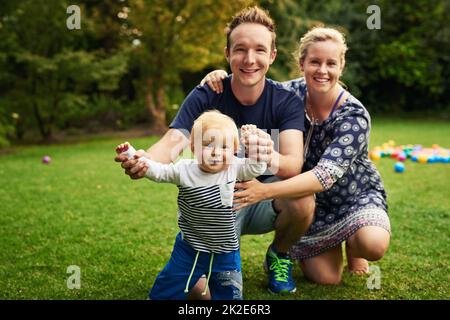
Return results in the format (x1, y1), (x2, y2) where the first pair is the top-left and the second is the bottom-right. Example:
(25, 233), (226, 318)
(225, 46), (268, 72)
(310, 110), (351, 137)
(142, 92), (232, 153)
(149, 233), (242, 300)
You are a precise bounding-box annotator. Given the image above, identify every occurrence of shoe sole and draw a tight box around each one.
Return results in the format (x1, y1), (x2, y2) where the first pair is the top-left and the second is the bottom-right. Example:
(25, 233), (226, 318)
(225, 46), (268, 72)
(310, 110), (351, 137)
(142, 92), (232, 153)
(267, 287), (297, 294)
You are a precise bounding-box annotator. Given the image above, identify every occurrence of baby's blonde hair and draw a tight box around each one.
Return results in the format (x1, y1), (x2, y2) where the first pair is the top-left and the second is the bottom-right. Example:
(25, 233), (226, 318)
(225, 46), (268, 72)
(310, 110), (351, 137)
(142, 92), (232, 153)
(191, 110), (239, 152)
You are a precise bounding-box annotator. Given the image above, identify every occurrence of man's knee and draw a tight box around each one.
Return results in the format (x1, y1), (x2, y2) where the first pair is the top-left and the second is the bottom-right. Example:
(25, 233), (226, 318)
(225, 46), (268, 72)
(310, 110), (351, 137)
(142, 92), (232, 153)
(294, 196), (316, 217)
(275, 196), (315, 222)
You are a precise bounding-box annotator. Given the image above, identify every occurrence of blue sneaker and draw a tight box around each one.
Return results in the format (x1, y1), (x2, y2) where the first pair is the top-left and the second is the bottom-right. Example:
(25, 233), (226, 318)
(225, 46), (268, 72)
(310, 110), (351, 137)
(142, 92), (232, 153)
(264, 245), (296, 294)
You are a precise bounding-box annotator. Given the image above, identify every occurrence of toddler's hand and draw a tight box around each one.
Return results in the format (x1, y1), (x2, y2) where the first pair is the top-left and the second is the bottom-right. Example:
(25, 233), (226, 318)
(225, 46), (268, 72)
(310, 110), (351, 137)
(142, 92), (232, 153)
(115, 142), (149, 179)
(116, 141), (136, 159)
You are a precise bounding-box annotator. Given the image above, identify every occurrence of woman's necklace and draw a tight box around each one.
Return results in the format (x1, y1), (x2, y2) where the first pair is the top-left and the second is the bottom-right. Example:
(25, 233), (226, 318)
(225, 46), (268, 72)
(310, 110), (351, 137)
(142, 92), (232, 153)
(304, 94), (317, 159)
(304, 90), (346, 158)
(306, 99), (319, 126)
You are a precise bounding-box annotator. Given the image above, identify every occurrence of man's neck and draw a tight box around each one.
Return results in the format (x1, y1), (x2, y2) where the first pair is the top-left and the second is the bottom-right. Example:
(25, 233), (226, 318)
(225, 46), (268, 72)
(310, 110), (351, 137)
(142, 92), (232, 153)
(230, 77), (266, 106)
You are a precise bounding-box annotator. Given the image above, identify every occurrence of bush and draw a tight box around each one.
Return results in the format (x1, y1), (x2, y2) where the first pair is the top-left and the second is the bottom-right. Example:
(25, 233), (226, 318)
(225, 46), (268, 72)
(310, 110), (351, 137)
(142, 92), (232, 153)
(0, 116), (14, 148)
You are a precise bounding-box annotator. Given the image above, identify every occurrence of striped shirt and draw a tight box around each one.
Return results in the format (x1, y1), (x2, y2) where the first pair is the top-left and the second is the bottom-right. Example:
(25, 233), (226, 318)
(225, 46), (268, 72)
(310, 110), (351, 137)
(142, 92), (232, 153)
(143, 157), (266, 253)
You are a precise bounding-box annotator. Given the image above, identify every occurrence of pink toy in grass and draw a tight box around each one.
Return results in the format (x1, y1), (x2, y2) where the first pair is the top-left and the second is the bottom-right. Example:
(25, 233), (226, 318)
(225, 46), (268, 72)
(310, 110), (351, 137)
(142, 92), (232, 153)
(397, 152), (407, 162)
(42, 156), (51, 164)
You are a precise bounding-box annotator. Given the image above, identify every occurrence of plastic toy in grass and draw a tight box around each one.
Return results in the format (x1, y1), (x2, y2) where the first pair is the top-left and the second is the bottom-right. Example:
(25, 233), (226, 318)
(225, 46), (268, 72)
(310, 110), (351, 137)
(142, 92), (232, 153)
(42, 155), (51, 164)
(370, 150), (381, 161)
(417, 154), (428, 164)
(394, 162), (405, 173)
(370, 142), (450, 164)
(397, 152), (407, 162)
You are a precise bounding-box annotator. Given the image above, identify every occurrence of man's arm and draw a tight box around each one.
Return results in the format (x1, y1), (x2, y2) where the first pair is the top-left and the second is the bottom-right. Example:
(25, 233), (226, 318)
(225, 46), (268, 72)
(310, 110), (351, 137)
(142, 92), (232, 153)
(145, 128), (189, 163)
(270, 129), (303, 179)
(115, 128), (189, 179)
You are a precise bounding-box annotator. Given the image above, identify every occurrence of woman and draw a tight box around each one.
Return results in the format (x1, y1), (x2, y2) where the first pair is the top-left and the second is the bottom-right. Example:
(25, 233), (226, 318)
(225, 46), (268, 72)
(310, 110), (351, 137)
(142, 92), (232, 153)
(202, 27), (391, 284)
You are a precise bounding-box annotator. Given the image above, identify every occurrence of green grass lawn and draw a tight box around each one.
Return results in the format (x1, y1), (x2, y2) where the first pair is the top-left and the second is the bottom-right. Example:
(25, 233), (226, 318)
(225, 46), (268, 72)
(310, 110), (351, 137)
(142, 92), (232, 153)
(0, 118), (449, 300)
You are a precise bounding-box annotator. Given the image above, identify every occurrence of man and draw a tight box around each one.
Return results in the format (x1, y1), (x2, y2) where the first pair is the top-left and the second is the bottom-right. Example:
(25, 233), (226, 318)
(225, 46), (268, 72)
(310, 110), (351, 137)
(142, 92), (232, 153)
(116, 6), (314, 296)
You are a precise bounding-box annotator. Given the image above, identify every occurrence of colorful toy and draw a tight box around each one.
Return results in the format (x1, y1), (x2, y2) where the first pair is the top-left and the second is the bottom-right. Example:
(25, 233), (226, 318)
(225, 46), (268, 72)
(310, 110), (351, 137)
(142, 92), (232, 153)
(418, 154), (428, 164)
(370, 142), (450, 165)
(397, 152), (407, 162)
(42, 155), (51, 164)
(370, 151), (381, 161)
(394, 162), (405, 173)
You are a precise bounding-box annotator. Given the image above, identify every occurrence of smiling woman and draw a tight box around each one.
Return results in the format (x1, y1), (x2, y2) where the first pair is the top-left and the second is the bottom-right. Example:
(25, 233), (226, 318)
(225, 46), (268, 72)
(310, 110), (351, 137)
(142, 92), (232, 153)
(296, 27), (349, 122)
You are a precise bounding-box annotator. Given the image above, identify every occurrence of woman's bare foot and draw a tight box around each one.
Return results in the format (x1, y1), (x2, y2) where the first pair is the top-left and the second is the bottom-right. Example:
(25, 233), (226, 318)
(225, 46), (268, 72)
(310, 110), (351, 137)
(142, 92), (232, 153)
(347, 257), (369, 274)
(346, 243), (369, 274)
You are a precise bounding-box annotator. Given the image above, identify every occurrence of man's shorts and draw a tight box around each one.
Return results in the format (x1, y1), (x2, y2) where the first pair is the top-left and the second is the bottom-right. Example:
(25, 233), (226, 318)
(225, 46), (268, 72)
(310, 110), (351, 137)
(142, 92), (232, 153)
(149, 232), (243, 300)
(235, 176), (280, 237)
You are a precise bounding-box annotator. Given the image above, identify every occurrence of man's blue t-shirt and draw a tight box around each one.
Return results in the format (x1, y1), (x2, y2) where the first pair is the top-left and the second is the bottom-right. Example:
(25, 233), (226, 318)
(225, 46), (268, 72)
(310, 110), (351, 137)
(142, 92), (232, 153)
(170, 76), (305, 137)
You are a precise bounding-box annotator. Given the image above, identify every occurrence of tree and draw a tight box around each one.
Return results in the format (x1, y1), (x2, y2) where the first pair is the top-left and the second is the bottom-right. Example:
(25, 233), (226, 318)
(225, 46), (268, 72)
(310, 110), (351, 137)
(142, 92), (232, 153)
(258, 0), (450, 113)
(125, 0), (253, 132)
(0, 0), (129, 141)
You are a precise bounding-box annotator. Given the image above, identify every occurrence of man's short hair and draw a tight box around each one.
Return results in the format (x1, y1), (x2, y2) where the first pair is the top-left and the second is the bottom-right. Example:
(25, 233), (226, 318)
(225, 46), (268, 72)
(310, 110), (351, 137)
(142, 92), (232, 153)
(225, 6), (276, 51)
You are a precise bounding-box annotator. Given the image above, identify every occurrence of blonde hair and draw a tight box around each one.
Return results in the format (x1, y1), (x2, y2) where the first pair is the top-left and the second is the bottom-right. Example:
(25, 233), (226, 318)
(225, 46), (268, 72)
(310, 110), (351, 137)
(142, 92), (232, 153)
(225, 6), (276, 51)
(294, 26), (348, 75)
(191, 110), (239, 152)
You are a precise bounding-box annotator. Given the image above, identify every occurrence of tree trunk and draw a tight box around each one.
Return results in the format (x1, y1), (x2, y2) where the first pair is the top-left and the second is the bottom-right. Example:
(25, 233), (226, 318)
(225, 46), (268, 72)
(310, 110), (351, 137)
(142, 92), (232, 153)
(145, 78), (167, 134)
(33, 101), (52, 141)
(31, 77), (52, 141)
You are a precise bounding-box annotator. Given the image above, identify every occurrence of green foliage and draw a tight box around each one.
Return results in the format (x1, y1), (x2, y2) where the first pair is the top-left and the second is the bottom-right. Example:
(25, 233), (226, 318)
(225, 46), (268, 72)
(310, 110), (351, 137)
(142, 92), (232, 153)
(258, 0), (450, 113)
(128, 0), (251, 82)
(0, 114), (14, 148)
(125, 0), (253, 129)
(0, 0), (448, 146)
(0, 0), (129, 142)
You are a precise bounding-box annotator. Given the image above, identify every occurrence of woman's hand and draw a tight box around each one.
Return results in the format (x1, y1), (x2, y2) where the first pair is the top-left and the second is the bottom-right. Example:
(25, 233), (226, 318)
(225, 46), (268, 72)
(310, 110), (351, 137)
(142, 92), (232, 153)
(233, 179), (270, 211)
(200, 70), (228, 93)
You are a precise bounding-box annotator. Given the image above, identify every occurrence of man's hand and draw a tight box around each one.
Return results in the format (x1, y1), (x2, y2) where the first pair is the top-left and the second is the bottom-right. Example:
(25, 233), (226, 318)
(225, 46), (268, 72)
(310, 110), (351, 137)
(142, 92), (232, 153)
(241, 125), (274, 165)
(114, 149), (149, 179)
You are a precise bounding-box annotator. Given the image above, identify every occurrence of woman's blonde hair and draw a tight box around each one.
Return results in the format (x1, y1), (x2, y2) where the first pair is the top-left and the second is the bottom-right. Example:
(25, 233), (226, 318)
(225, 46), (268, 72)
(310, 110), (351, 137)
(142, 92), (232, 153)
(294, 26), (348, 75)
(191, 110), (239, 152)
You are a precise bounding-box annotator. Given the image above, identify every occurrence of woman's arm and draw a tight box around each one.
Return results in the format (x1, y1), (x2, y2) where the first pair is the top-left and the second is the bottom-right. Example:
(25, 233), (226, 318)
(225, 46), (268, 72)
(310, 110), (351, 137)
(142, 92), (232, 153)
(200, 70), (228, 93)
(233, 170), (324, 211)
